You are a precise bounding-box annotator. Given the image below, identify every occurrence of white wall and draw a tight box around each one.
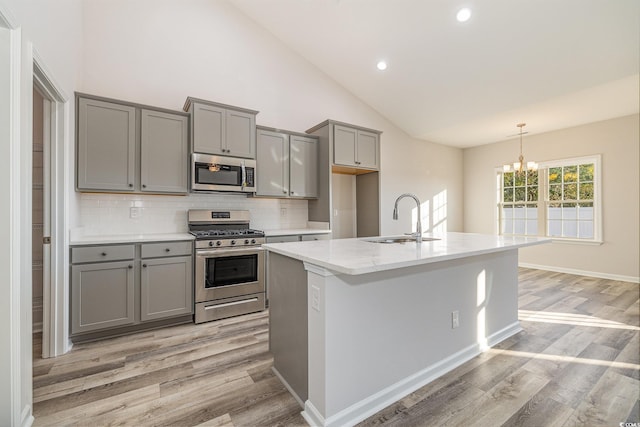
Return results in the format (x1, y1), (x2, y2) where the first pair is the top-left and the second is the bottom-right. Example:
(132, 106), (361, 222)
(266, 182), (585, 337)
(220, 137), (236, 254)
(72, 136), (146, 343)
(463, 114), (640, 281)
(79, 0), (464, 236)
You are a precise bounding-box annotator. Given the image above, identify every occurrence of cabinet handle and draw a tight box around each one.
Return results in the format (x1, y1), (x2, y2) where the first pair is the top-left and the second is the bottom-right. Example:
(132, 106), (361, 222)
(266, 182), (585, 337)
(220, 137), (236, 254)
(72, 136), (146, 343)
(128, 183), (133, 187)
(165, 248), (170, 252)
(142, 184), (147, 188)
(128, 265), (133, 269)
(143, 263), (147, 268)
(101, 252), (107, 256)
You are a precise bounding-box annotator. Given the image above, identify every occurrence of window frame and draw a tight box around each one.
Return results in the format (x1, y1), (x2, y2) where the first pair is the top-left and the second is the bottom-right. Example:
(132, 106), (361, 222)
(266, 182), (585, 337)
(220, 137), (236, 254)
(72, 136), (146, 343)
(496, 154), (602, 244)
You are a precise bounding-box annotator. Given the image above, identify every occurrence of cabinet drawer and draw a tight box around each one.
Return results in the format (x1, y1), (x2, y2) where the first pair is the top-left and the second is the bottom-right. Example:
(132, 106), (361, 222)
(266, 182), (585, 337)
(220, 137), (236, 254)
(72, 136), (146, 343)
(266, 235), (300, 243)
(71, 245), (135, 264)
(141, 241), (192, 258)
(301, 233), (330, 241)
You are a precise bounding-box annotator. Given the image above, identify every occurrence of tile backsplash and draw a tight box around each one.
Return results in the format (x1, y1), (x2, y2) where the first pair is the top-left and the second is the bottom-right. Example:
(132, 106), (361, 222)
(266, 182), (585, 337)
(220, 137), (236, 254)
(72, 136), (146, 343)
(75, 192), (310, 236)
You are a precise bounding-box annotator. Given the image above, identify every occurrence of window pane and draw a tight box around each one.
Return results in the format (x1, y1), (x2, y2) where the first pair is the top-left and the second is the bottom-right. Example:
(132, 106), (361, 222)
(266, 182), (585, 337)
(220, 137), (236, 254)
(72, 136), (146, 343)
(514, 219), (525, 234)
(549, 184), (562, 201)
(503, 172), (514, 187)
(514, 172), (526, 186)
(527, 170), (538, 185)
(514, 205), (526, 219)
(549, 168), (562, 184)
(526, 206), (538, 219)
(503, 219), (513, 234)
(562, 203), (577, 220)
(514, 187), (526, 202)
(526, 219), (538, 235)
(548, 220), (562, 236)
(503, 187), (513, 202)
(579, 182), (593, 200)
(563, 221), (578, 238)
(578, 203), (593, 220)
(578, 221), (594, 239)
(579, 164), (594, 182)
(502, 206), (513, 219)
(527, 186), (538, 202)
(564, 166), (578, 183)
(564, 183), (577, 200)
(549, 203), (562, 220)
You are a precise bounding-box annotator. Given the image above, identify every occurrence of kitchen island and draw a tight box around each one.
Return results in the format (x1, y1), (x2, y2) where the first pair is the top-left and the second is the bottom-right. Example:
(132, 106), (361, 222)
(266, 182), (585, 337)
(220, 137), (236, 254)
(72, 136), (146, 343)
(264, 232), (550, 427)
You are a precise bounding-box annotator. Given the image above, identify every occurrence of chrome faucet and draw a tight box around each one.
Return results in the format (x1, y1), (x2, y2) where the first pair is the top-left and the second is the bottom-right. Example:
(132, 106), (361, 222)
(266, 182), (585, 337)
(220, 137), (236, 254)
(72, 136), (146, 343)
(393, 193), (422, 243)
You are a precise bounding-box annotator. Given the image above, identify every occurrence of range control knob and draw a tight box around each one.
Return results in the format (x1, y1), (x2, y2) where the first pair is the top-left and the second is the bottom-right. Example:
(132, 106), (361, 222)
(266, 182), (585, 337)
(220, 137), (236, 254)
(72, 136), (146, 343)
(216, 241), (222, 246)
(231, 240), (236, 245)
(244, 239), (249, 244)
(208, 241), (213, 247)
(251, 239), (256, 244)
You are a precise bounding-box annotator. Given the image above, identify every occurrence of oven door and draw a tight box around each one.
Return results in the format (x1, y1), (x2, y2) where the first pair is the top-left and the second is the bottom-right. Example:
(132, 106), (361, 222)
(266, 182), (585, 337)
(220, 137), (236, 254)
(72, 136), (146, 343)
(195, 246), (265, 302)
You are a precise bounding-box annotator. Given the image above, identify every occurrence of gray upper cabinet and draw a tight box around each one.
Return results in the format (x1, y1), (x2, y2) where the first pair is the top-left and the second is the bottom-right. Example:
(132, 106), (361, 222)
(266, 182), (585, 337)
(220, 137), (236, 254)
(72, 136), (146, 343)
(140, 109), (189, 193)
(290, 135), (318, 198)
(256, 128), (289, 197)
(256, 127), (318, 199)
(333, 124), (379, 170)
(77, 98), (136, 191)
(185, 97), (258, 159)
(76, 93), (189, 194)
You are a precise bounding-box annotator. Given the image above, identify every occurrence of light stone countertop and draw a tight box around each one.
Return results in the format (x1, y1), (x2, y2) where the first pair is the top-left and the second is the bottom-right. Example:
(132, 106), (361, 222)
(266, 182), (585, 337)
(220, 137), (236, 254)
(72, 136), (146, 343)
(263, 232), (551, 275)
(70, 233), (195, 246)
(263, 228), (332, 237)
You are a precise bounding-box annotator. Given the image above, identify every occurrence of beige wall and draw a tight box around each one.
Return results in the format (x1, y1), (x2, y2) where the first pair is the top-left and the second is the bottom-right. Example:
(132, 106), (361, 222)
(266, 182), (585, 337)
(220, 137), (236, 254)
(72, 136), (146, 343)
(464, 114), (639, 281)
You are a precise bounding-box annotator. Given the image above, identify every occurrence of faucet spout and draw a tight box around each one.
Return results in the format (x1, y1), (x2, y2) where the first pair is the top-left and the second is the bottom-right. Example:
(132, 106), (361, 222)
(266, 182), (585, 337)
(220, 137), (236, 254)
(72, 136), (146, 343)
(392, 193), (422, 243)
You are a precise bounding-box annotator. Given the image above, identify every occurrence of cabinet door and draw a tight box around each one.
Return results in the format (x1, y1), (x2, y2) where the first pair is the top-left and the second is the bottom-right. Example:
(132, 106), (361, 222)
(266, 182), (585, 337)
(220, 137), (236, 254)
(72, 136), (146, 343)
(192, 102), (225, 155)
(256, 129), (289, 197)
(71, 260), (135, 334)
(140, 256), (193, 322)
(290, 135), (318, 198)
(140, 109), (189, 193)
(333, 124), (357, 167)
(77, 98), (136, 191)
(356, 130), (379, 170)
(226, 109), (256, 159)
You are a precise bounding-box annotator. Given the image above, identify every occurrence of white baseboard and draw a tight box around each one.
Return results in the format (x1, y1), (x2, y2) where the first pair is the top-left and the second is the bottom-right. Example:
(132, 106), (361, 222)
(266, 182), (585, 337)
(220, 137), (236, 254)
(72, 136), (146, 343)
(300, 323), (522, 427)
(519, 262), (639, 284)
(272, 366), (304, 408)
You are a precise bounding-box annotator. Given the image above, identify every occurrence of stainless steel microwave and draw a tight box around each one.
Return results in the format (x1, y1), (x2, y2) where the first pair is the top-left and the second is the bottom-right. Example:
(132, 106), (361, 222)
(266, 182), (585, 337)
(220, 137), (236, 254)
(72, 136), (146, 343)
(191, 153), (256, 193)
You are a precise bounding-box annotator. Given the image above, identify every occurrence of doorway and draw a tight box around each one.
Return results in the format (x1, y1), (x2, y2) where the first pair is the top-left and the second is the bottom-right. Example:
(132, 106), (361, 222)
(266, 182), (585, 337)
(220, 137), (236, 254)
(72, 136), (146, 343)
(32, 84), (46, 345)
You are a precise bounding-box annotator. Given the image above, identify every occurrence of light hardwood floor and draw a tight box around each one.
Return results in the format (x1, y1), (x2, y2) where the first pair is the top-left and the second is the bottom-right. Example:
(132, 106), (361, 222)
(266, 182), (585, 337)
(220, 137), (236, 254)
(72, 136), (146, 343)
(33, 268), (639, 426)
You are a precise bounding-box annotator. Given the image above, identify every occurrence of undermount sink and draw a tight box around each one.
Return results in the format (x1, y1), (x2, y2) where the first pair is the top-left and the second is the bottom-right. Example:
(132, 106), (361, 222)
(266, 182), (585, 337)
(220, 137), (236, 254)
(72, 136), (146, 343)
(363, 236), (441, 244)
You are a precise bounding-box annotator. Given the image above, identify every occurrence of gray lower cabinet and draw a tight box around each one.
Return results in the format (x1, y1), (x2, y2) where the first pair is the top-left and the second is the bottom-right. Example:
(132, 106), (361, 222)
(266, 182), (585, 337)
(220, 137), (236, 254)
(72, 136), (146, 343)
(266, 233), (330, 244)
(140, 256), (193, 321)
(256, 126), (318, 198)
(76, 93), (189, 194)
(71, 260), (135, 334)
(185, 97), (258, 159)
(70, 241), (193, 338)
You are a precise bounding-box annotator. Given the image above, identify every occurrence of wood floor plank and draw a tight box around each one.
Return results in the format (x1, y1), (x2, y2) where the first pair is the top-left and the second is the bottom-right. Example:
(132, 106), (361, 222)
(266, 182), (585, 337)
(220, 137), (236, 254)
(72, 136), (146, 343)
(32, 269), (640, 427)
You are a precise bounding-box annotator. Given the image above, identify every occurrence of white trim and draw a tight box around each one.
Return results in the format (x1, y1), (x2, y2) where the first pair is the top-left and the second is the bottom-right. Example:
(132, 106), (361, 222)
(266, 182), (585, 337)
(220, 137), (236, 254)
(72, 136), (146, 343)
(303, 262), (336, 277)
(0, 3), (18, 29)
(33, 51), (70, 357)
(519, 262), (640, 284)
(300, 323), (522, 427)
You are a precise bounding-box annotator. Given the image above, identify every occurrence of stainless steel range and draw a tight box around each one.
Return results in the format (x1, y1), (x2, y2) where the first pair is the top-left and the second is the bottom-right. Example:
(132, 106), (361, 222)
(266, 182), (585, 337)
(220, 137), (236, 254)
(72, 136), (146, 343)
(188, 210), (266, 324)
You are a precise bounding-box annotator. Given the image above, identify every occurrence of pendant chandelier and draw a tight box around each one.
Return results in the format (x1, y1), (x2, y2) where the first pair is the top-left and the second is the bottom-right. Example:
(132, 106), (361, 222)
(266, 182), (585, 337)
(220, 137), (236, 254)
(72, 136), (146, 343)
(503, 123), (537, 174)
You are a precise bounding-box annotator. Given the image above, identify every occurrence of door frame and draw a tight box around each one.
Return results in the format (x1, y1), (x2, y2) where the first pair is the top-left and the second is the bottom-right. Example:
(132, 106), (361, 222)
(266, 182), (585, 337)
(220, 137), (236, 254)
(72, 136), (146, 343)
(33, 52), (69, 359)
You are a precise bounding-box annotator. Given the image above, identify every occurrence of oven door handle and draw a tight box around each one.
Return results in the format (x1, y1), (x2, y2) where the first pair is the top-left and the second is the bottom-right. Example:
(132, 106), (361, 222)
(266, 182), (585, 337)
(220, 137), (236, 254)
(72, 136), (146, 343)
(204, 297), (259, 310)
(196, 246), (265, 258)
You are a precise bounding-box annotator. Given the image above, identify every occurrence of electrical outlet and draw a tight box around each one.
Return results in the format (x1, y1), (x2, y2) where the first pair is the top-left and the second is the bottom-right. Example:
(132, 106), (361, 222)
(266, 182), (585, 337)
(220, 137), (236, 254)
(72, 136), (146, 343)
(130, 207), (141, 219)
(280, 208), (287, 217)
(311, 285), (320, 311)
(452, 310), (460, 329)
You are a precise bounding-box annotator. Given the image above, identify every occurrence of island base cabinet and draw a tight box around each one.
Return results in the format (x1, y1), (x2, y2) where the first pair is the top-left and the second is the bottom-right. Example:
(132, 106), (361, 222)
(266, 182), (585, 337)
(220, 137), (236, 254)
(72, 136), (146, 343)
(71, 261), (135, 334)
(140, 256), (193, 322)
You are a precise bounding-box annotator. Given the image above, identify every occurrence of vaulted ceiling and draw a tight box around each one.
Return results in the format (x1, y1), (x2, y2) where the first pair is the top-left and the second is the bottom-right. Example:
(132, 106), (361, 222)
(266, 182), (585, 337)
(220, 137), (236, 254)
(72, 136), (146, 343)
(229, 0), (639, 147)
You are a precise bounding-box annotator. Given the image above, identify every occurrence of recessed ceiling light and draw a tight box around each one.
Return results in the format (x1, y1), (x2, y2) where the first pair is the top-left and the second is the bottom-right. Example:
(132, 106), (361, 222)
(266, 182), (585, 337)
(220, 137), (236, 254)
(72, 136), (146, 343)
(376, 61), (387, 71)
(456, 8), (471, 22)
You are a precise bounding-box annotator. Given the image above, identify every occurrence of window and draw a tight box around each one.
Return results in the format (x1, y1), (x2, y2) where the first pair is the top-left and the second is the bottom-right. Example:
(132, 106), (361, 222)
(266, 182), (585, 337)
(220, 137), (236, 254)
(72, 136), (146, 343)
(498, 155), (601, 243)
